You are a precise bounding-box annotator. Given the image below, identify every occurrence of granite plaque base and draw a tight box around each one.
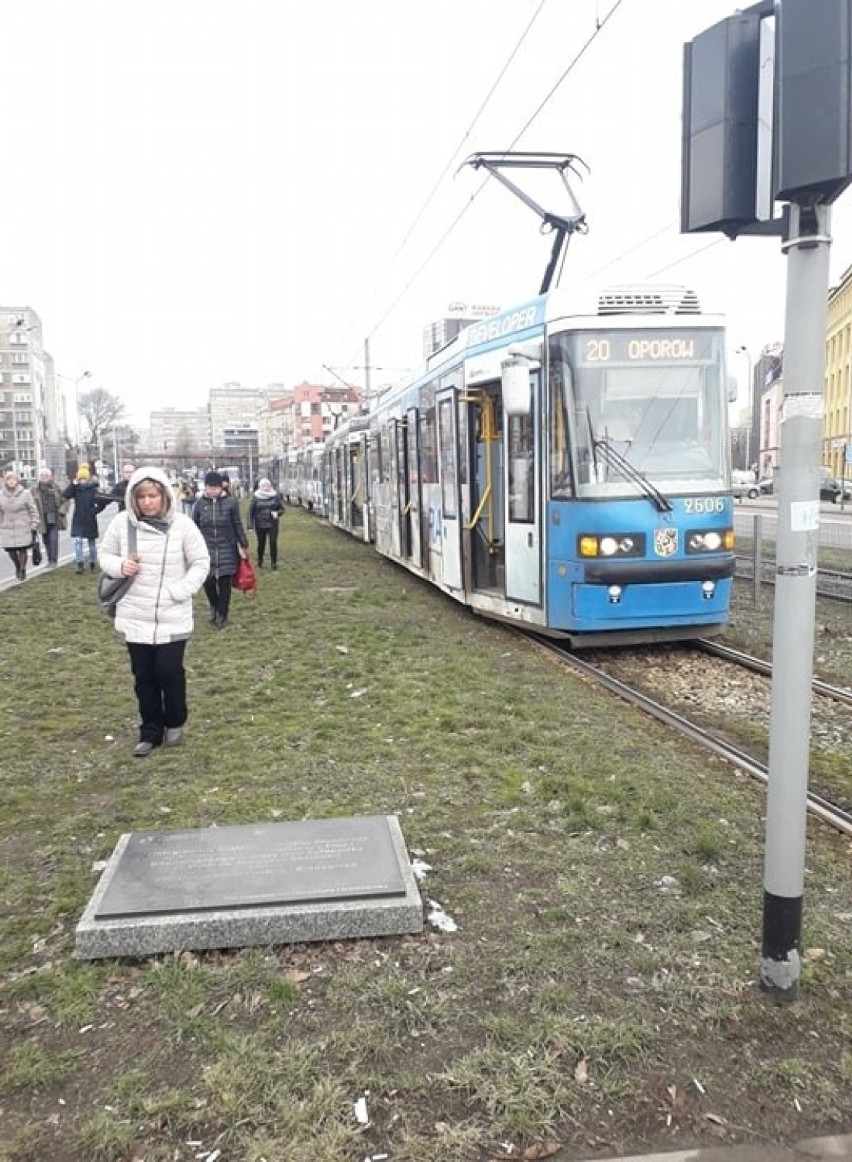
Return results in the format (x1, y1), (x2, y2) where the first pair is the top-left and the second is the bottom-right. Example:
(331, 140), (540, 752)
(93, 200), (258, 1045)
(75, 815), (423, 960)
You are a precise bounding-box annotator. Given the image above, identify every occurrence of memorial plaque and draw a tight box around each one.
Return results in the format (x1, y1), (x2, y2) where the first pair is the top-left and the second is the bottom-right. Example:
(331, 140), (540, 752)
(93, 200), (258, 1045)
(95, 816), (406, 919)
(75, 814), (423, 960)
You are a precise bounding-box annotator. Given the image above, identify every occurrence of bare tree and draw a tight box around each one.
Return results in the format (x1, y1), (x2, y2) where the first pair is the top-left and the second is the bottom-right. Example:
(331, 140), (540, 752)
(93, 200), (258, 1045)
(78, 388), (127, 461)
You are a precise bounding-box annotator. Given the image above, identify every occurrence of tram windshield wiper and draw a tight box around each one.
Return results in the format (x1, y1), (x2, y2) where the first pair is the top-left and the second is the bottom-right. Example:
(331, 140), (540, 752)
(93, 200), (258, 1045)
(592, 437), (674, 513)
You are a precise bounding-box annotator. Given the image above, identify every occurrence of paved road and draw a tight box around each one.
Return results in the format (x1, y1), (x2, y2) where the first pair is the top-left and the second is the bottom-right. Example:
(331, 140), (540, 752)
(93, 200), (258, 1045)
(734, 496), (852, 550)
(0, 506), (118, 592)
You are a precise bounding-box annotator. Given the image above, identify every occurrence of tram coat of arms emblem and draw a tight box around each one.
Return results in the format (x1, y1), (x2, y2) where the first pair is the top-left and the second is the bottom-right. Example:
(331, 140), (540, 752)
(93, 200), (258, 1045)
(654, 527), (678, 557)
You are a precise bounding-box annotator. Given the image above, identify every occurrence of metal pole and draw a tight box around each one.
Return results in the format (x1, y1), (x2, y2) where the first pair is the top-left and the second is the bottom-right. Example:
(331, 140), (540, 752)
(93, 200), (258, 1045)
(736, 346), (753, 471)
(753, 513), (763, 607)
(761, 202), (832, 1001)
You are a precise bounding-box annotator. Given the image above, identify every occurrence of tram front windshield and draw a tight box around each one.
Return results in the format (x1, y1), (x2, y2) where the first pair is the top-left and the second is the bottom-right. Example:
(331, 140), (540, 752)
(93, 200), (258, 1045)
(548, 326), (728, 499)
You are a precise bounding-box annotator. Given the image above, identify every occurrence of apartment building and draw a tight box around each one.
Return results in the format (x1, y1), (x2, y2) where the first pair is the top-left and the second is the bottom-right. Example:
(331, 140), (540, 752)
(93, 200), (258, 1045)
(289, 381), (361, 449)
(825, 266), (852, 478)
(148, 407), (211, 459)
(0, 307), (54, 480)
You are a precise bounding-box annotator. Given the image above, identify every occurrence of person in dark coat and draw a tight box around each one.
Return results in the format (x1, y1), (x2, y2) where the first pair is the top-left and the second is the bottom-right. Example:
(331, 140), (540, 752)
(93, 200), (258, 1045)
(96, 462), (136, 514)
(247, 477), (284, 569)
(62, 464), (101, 573)
(192, 470), (248, 628)
(31, 467), (69, 567)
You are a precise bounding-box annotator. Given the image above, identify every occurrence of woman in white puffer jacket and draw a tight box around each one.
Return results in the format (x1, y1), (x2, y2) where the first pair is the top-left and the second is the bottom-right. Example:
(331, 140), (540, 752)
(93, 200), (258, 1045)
(100, 465), (210, 757)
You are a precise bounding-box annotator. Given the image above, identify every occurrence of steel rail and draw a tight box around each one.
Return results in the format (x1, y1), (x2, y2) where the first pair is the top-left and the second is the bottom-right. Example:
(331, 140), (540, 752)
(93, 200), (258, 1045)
(694, 638), (852, 708)
(531, 636), (852, 840)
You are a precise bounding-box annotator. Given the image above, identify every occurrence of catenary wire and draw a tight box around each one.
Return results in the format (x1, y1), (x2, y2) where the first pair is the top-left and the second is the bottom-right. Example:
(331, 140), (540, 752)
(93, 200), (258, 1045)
(338, 0), (629, 373)
(332, 1), (549, 373)
(386, 0), (548, 271)
(643, 236), (725, 278)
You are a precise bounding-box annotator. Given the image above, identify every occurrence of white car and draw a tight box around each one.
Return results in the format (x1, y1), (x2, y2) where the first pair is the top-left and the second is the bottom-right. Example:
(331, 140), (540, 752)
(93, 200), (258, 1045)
(731, 471), (759, 500)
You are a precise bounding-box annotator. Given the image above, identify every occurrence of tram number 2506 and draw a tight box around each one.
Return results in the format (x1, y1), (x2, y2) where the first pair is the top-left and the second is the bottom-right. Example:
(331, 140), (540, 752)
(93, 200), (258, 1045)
(684, 497), (726, 514)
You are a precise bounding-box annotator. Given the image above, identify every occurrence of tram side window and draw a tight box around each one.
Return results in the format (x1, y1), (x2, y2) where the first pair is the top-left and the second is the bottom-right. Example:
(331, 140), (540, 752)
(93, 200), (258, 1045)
(379, 429), (391, 484)
(508, 414), (534, 522)
(437, 398), (457, 518)
(548, 353), (576, 496)
(420, 409), (438, 484)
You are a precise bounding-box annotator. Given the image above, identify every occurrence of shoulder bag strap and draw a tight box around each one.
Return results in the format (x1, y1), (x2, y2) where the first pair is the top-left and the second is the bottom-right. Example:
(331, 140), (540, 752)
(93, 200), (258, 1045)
(127, 515), (137, 554)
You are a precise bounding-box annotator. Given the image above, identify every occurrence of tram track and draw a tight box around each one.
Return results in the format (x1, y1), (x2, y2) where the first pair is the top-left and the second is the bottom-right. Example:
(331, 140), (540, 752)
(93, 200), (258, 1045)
(529, 634), (852, 840)
(694, 637), (852, 707)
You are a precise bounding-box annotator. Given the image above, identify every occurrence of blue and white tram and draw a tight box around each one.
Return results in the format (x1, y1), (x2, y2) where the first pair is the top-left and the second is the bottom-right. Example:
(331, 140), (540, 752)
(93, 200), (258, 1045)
(326, 283), (735, 647)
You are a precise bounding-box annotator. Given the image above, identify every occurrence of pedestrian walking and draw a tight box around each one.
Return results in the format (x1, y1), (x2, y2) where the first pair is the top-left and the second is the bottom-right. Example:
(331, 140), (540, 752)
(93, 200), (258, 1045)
(99, 465), (210, 758)
(0, 470), (39, 581)
(192, 470), (248, 629)
(177, 478), (195, 515)
(31, 468), (68, 567)
(97, 462), (136, 513)
(63, 464), (101, 573)
(248, 477), (284, 569)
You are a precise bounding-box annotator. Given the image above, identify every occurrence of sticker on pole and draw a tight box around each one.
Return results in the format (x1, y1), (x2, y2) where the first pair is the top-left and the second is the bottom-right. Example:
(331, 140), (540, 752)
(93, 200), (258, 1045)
(781, 394), (823, 420)
(790, 500), (819, 531)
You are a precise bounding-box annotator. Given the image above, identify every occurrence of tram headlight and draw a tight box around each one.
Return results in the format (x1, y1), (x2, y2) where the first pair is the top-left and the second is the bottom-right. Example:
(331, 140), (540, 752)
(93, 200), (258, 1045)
(687, 528), (733, 553)
(578, 533), (643, 558)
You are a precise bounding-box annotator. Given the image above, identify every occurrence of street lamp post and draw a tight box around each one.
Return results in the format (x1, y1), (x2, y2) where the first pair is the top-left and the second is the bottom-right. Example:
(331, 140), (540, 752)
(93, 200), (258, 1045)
(735, 346), (753, 472)
(73, 371), (92, 461)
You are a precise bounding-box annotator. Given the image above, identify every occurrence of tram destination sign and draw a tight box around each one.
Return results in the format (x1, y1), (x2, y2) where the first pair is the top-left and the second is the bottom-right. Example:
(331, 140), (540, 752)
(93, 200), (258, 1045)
(578, 330), (717, 366)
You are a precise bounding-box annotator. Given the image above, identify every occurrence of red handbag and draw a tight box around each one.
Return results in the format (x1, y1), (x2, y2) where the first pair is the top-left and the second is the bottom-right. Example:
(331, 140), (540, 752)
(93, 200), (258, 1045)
(233, 555), (257, 595)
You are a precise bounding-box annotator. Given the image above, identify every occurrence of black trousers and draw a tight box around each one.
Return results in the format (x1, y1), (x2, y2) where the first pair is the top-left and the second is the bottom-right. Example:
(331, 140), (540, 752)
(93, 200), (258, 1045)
(42, 523), (60, 565)
(255, 525), (279, 565)
(126, 640), (188, 745)
(203, 574), (233, 620)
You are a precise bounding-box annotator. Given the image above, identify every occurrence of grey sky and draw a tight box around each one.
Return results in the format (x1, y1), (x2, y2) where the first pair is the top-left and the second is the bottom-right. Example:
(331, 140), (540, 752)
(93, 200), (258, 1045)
(3, 0), (851, 428)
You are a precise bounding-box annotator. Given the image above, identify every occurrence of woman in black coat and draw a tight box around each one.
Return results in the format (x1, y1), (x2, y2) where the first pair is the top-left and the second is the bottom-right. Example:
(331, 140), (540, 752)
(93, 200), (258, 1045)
(192, 471), (249, 628)
(247, 477), (284, 569)
(62, 465), (102, 573)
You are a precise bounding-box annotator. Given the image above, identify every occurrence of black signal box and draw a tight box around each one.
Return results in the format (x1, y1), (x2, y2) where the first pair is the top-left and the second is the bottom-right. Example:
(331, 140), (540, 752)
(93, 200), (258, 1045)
(681, 12), (764, 236)
(682, 0), (852, 236)
(774, 0), (852, 204)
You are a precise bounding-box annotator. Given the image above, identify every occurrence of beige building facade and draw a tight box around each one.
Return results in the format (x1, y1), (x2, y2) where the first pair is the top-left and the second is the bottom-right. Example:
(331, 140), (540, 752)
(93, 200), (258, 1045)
(825, 265), (852, 478)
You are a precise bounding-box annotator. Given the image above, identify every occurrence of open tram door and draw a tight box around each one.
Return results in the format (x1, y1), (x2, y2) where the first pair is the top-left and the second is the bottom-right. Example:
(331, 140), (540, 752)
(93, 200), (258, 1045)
(502, 356), (542, 605)
(463, 384), (504, 592)
(389, 417), (407, 558)
(345, 428), (370, 541)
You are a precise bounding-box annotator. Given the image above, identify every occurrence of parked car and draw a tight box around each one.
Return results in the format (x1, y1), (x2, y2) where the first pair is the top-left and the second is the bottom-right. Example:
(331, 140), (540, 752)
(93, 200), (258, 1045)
(821, 477), (852, 503)
(731, 470), (759, 500)
(756, 476), (850, 501)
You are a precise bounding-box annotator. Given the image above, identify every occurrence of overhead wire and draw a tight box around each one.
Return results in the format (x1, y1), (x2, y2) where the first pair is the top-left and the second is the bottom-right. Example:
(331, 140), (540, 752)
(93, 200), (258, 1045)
(386, 0), (548, 270)
(333, 1), (548, 371)
(337, 0), (628, 372)
(644, 236), (725, 278)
